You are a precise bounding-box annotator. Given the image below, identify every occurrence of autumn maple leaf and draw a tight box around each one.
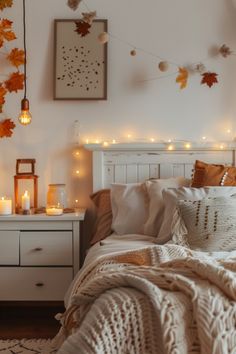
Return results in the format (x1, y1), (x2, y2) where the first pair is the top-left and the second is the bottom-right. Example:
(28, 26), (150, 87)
(0, 0), (13, 11)
(176, 67), (189, 89)
(0, 84), (7, 103)
(75, 20), (91, 37)
(7, 48), (25, 68)
(0, 118), (15, 138)
(0, 18), (16, 48)
(0, 84), (7, 110)
(5, 72), (24, 93)
(201, 72), (218, 88)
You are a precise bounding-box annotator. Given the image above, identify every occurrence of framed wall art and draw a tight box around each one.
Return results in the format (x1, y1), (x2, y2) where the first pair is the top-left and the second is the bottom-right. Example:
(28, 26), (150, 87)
(54, 19), (107, 100)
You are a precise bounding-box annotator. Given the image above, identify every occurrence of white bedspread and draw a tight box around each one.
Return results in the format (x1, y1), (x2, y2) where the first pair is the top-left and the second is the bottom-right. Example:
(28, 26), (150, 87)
(58, 235), (236, 354)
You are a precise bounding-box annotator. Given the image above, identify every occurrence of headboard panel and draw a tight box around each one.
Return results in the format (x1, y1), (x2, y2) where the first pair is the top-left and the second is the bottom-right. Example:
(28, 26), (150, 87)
(87, 145), (235, 191)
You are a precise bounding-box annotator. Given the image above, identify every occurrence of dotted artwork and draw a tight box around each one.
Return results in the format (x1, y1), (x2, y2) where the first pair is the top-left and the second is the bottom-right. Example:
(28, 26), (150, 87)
(55, 20), (107, 99)
(57, 45), (104, 92)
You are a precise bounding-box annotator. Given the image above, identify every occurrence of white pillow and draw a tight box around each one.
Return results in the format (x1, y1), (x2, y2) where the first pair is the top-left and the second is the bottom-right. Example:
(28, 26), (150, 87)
(171, 196), (236, 252)
(111, 183), (148, 235)
(157, 186), (236, 244)
(144, 177), (190, 236)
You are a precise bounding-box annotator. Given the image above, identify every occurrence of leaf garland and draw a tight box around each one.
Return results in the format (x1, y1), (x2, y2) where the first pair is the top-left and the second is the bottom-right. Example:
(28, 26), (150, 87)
(0, 1), (25, 138)
(0, 0), (13, 11)
(67, 0), (82, 11)
(74, 20), (91, 37)
(201, 72), (218, 88)
(176, 67), (189, 89)
(0, 118), (15, 137)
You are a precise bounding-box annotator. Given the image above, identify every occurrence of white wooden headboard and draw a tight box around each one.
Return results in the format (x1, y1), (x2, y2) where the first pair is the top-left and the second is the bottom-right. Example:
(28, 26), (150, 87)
(85, 143), (236, 192)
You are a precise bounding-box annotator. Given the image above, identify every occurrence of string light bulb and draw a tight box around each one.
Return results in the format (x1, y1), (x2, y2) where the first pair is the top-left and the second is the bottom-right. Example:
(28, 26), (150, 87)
(168, 145), (174, 151)
(103, 141), (109, 147)
(150, 138), (155, 142)
(18, 0), (32, 126)
(185, 143), (191, 149)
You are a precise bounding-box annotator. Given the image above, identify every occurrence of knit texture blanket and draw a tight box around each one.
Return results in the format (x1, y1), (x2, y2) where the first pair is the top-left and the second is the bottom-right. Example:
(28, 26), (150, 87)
(56, 244), (236, 354)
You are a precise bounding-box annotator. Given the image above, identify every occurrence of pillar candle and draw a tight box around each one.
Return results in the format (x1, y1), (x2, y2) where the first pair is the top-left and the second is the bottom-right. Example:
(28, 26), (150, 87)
(0, 197), (12, 215)
(22, 191), (30, 210)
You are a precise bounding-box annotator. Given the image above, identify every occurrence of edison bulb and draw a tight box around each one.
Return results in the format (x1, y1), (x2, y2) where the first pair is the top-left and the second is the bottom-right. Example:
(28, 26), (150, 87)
(18, 110), (32, 125)
(18, 98), (32, 126)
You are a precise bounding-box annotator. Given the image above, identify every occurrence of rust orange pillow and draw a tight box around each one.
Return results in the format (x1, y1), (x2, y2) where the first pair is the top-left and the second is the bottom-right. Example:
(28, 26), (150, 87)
(191, 160), (236, 187)
(90, 189), (112, 246)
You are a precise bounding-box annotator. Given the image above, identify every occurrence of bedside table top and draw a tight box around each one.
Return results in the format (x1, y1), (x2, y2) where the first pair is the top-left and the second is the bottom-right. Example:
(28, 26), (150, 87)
(0, 209), (86, 222)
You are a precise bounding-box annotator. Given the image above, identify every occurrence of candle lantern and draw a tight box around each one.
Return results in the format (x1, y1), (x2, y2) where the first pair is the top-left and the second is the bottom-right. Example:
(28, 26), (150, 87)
(14, 159), (38, 214)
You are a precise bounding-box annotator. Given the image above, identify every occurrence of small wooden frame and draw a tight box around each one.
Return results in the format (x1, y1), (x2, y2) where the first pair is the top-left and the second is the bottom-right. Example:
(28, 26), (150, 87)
(16, 159), (36, 176)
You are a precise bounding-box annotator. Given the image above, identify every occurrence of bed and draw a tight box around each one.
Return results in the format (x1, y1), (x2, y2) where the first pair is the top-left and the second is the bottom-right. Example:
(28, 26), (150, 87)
(56, 144), (236, 354)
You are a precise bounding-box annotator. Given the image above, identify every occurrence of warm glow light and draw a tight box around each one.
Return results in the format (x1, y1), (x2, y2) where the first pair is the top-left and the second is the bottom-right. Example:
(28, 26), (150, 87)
(227, 129), (231, 134)
(86, 139), (89, 144)
(103, 141), (109, 147)
(127, 134), (132, 139)
(150, 138), (155, 142)
(168, 145), (174, 151)
(167, 139), (172, 143)
(95, 140), (100, 144)
(18, 110), (32, 125)
(24, 191), (29, 197)
(202, 136), (207, 140)
(185, 143), (191, 149)
(75, 151), (80, 156)
(112, 139), (116, 144)
(75, 199), (79, 203)
(76, 170), (80, 175)
(220, 144), (225, 150)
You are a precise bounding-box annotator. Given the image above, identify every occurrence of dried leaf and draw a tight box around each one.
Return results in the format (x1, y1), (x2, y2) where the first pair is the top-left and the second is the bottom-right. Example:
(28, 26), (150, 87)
(74, 20), (91, 37)
(176, 67), (188, 89)
(219, 44), (232, 58)
(0, 118), (15, 138)
(195, 63), (206, 74)
(0, 0), (13, 11)
(201, 72), (218, 88)
(7, 48), (25, 68)
(5, 71), (24, 93)
(67, 0), (82, 11)
(0, 18), (16, 48)
(0, 84), (7, 106)
(82, 11), (96, 25)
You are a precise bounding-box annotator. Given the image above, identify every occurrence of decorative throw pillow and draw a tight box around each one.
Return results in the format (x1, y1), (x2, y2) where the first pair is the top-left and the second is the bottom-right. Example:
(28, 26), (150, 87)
(90, 189), (112, 245)
(171, 196), (236, 252)
(143, 177), (190, 236)
(111, 183), (148, 235)
(191, 160), (236, 187)
(157, 186), (236, 244)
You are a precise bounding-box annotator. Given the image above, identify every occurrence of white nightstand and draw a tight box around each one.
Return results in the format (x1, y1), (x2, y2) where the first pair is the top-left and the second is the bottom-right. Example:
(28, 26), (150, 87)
(0, 211), (85, 301)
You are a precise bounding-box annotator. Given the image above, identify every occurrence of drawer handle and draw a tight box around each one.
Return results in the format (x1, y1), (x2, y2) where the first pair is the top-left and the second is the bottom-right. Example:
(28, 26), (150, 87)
(35, 282), (44, 287)
(34, 247), (43, 252)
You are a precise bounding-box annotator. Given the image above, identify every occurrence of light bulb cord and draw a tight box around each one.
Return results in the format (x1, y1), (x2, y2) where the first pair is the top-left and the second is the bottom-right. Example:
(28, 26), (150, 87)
(23, 0), (27, 99)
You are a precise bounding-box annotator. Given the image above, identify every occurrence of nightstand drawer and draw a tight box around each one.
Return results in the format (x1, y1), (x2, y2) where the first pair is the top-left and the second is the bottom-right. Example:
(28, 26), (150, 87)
(0, 231), (19, 265)
(20, 231), (73, 266)
(0, 267), (73, 301)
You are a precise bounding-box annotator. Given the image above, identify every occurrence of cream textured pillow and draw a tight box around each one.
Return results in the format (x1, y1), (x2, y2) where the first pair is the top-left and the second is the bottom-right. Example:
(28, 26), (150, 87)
(157, 186), (236, 244)
(144, 177), (190, 236)
(111, 183), (148, 235)
(171, 196), (236, 252)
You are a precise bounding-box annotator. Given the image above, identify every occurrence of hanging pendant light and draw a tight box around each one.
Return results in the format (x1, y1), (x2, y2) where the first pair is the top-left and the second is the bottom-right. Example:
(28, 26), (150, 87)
(18, 0), (32, 126)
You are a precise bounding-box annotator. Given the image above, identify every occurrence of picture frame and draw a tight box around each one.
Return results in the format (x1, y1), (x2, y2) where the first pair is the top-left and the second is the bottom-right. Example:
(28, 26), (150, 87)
(54, 19), (107, 100)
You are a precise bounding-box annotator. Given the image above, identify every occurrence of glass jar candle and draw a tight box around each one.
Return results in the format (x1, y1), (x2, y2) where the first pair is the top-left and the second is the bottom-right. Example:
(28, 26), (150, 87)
(47, 184), (66, 209)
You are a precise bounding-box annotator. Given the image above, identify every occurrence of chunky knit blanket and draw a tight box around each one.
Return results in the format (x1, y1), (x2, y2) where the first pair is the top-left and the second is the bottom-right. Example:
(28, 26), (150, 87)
(56, 244), (236, 354)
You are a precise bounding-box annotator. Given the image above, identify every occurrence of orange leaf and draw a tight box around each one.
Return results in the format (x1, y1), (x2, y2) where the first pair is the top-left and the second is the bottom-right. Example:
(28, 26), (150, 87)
(7, 48), (25, 68)
(0, 84), (7, 105)
(201, 72), (218, 88)
(0, 0), (13, 11)
(176, 67), (188, 89)
(74, 20), (91, 37)
(5, 71), (24, 93)
(0, 118), (15, 138)
(0, 18), (16, 48)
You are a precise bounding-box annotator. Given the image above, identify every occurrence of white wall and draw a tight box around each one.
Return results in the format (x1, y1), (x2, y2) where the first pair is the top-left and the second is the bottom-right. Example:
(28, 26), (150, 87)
(1, 0), (236, 207)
